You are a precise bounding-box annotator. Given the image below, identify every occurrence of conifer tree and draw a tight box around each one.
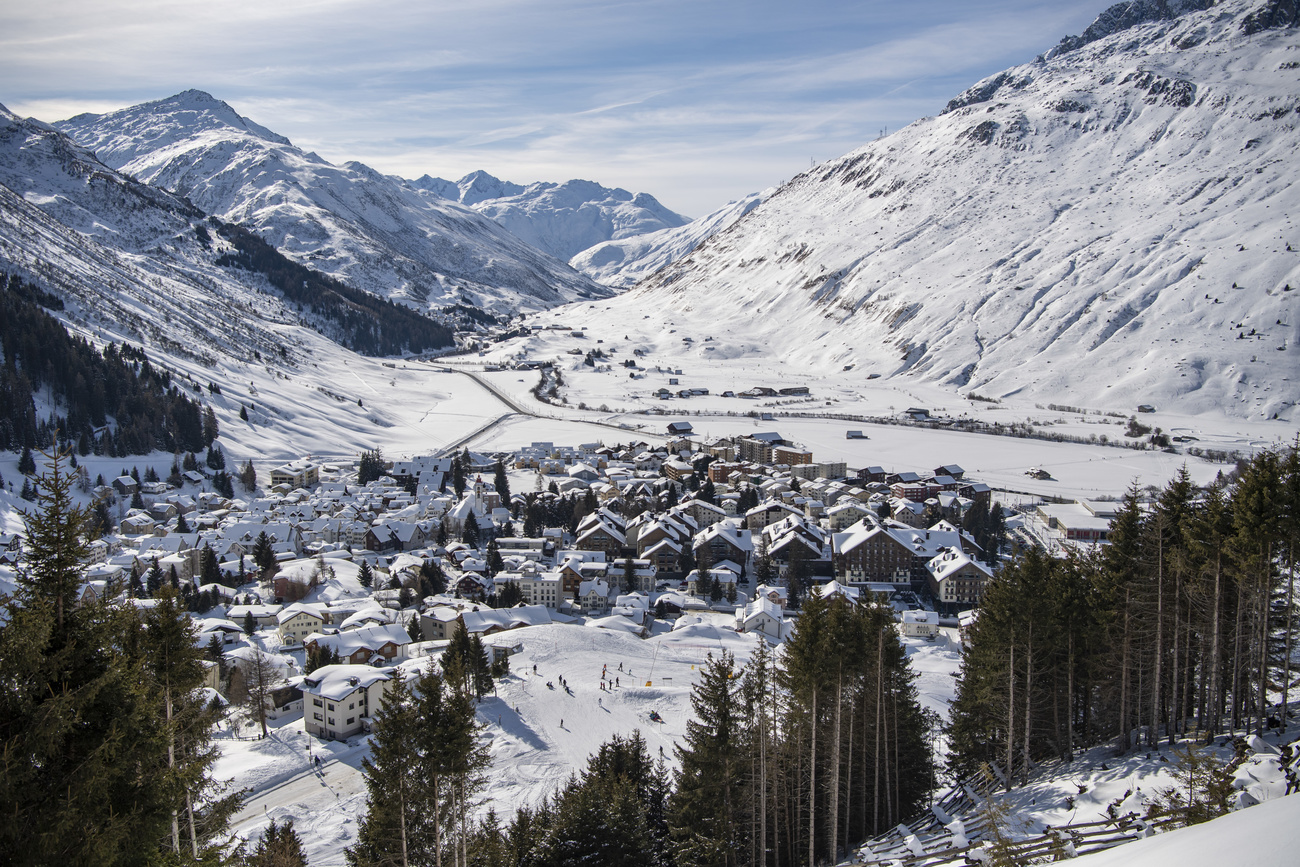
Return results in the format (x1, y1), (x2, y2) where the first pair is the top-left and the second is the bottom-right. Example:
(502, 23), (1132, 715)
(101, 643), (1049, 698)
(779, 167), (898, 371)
(238, 459), (257, 491)
(493, 460), (510, 502)
(671, 650), (745, 867)
(176, 509), (191, 534)
(253, 531), (278, 576)
(359, 559), (375, 589)
(250, 818), (308, 866)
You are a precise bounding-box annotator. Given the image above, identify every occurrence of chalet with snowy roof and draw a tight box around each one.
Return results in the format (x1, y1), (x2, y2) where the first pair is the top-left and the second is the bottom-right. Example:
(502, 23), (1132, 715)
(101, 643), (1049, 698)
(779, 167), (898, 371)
(736, 598), (785, 642)
(196, 618), (244, 646)
(459, 605), (552, 635)
(575, 520), (626, 556)
(228, 603), (283, 629)
(270, 460), (320, 489)
(744, 501), (802, 531)
(831, 520), (915, 586)
(579, 579), (613, 613)
(817, 580), (861, 604)
(686, 567), (738, 597)
(305, 623), (409, 666)
(641, 537), (683, 575)
(926, 548), (993, 613)
(302, 664), (392, 741)
(667, 421), (694, 436)
(680, 498), (728, 528)
(277, 602), (331, 645)
(900, 609), (941, 638)
(693, 520), (753, 568)
(609, 558), (658, 593)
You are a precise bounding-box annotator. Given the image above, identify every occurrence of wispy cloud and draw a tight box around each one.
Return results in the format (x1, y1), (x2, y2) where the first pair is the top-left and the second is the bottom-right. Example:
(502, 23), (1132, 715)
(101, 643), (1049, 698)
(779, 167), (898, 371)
(1, 0), (1102, 215)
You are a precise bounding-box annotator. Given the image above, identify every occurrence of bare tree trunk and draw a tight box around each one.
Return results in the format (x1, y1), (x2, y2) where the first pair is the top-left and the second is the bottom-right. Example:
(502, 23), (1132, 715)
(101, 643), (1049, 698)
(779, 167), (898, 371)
(1171, 569), (1182, 745)
(843, 701), (854, 853)
(1066, 633), (1075, 762)
(873, 632), (883, 835)
(399, 775), (409, 867)
(829, 670), (842, 859)
(808, 688), (817, 867)
(1151, 528), (1165, 748)
(1023, 627), (1033, 787)
(1007, 641), (1015, 791)
(1233, 581), (1245, 732)
(1119, 589), (1132, 751)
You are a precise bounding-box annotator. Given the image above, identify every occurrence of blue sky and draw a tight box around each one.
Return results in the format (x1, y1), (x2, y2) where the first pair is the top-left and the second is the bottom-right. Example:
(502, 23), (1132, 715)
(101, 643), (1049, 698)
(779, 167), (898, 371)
(2, 0), (1102, 216)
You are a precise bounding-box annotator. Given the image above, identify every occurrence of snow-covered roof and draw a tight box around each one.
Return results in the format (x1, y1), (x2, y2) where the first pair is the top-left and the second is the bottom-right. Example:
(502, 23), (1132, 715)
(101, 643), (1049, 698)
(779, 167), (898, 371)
(301, 664), (392, 701)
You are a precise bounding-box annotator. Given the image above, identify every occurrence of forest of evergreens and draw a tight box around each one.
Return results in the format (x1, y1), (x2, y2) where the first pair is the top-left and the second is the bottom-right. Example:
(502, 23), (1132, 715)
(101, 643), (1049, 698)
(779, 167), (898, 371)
(348, 592), (936, 867)
(0, 447), (242, 865)
(948, 445), (1300, 786)
(212, 220), (454, 357)
(0, 274), (215, 456)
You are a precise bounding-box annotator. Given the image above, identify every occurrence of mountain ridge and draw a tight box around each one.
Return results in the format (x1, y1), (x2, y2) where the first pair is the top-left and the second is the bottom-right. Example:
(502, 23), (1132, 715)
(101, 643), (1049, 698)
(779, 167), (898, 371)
(549, 0), (1300, 421)
(55, 94), (609, 317)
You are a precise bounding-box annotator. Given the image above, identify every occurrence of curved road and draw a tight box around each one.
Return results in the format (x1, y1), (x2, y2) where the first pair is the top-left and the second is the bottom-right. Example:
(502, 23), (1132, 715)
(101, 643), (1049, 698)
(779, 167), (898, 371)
(436, 367), (662, 456)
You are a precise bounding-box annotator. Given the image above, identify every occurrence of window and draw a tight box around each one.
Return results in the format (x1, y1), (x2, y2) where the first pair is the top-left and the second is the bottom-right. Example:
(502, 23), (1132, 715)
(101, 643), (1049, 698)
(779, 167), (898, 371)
(328, 718), (335, 725)
(314, 713), (322, 721)
(328, 703), (335, 711)
(347, 717), (355, 725)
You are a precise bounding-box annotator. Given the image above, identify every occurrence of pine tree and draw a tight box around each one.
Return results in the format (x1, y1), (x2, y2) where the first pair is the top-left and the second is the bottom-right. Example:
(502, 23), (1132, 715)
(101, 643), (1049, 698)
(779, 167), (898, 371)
(213, 469), (235, 499)
(0, 441), (201, 863)
(493, 460), (511, 502)
(140, 585), (243, 858)
(238, 459), (257, 492)
(17, 445), (36, 474)
(253, 531), (278, 576)
(250, 818), (309, 866)
(671, 650), (745, 867)
(176, 510), (191, 534)
(463, 513), (481, 548)
(486, 538), (504, 577)
(359, 559), (375, 589)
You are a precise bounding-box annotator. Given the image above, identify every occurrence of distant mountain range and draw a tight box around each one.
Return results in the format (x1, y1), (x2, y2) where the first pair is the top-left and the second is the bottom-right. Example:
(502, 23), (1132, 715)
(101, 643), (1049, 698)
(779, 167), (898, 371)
(55, 90), (609, 317)
(411, 170), (690, 262)
(576, 0), (1300, 420)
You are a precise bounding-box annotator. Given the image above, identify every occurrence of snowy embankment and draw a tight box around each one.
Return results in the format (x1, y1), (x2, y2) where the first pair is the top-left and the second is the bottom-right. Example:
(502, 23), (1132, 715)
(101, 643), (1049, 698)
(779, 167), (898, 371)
(224, 616), (760, 865)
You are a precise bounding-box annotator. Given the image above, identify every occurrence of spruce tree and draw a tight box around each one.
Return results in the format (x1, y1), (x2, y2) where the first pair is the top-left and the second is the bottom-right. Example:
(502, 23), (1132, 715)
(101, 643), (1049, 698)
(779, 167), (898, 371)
(670, 650), (745, 867)
(0, 441), (191, 863)
(358, 559), (375, 589)
(493, 460), (510, 502)
(250, 818), (308, 866)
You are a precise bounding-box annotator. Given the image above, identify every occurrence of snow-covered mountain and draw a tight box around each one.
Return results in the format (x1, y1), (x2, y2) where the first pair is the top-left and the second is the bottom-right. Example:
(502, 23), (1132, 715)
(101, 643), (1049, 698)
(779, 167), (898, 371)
(411, 169), (689, 262)
(569, 190), (768, 288)
(0, 102), (290, 364)
(565, 0), (1300, 420)
(0, 104), (515, 460)
(56, 91), (607, 317)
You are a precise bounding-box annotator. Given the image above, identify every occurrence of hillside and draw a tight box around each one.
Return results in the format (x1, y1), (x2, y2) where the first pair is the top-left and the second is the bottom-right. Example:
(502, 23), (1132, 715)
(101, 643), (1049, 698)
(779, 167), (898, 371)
(547, 0), (1300, 421)
(56, 91), (607, 317)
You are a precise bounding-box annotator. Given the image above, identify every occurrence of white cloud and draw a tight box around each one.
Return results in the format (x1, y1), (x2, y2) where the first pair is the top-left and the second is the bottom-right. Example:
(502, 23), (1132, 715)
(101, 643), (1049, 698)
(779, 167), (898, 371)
(2, 0), (1104, 215)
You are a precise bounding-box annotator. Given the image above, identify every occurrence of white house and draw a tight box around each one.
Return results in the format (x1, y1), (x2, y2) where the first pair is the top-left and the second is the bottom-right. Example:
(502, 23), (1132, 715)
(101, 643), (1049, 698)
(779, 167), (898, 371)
(302, 664), (392, 741)
(899, 609), (940, 639)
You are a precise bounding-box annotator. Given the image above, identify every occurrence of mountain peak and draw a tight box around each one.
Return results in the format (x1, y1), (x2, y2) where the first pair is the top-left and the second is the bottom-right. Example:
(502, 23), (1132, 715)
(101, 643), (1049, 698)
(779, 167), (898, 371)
(1049, 0), (1217, 57)
(56, 90), (291, 170)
